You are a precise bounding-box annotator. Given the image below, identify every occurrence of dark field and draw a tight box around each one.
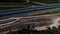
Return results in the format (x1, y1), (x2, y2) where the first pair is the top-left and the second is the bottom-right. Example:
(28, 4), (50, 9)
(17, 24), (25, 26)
(5, 25), (60, 34)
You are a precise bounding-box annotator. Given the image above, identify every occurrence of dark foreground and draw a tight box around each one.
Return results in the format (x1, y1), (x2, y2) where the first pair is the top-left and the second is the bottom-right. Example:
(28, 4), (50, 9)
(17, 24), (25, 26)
(2, 25), (60, 34)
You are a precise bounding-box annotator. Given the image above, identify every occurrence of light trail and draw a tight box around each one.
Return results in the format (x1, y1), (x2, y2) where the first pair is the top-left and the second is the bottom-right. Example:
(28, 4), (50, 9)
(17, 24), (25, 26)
(0, 4), (60, 31)
(0, 13), (60, 31)
(0, 13), (59, 27)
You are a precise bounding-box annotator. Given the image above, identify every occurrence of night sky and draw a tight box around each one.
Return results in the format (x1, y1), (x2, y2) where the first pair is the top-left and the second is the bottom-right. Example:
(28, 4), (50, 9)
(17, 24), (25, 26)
(0, 0), (26, 3)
